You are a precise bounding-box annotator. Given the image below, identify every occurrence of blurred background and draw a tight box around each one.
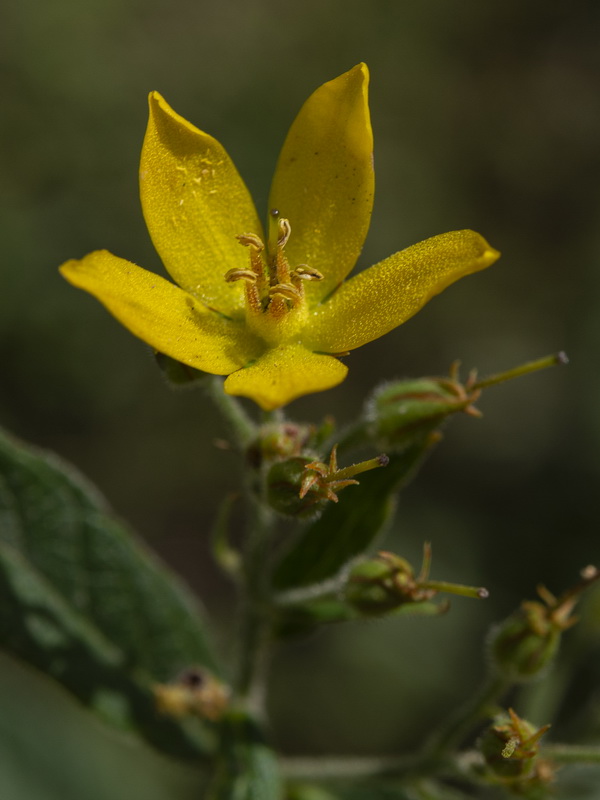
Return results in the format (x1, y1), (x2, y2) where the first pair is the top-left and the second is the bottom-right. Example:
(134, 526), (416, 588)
(2, 0), (600, 797)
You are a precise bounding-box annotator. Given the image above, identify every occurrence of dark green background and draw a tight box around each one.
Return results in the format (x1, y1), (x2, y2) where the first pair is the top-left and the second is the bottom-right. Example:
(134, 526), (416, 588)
(2, 1), (600, 797)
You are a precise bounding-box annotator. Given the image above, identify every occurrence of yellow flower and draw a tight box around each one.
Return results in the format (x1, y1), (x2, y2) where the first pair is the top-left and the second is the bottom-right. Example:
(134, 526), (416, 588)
(60, 64), (499, 411)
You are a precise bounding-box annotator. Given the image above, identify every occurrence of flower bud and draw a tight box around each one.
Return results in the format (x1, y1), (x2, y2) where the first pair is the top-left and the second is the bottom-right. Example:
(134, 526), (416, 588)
(246, 423), (312, 469)
(479, 708), (552, 789)
(489, 566), (599, 681)
(489, 600), (560, 681)
(266, 447), (388, 519)
(366, 374), (480, 451)
(366, 354), (568, 453)
(345, 546), (487, 616)
(345, 551), (431, 615)
(266, 456), (331, 518)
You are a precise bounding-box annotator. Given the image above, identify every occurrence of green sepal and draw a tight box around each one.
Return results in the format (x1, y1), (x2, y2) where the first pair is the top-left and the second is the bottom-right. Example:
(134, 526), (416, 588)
(0, 427), (221, 759)
(276, 598), (357, 637)
(267, 456), (330, 519)
(207, 710), (283, 800)
(367, 378), (476, 451)
(273, 438), (437, 591)
(276, 595), (446, 638)
(154, 350), (210, 386)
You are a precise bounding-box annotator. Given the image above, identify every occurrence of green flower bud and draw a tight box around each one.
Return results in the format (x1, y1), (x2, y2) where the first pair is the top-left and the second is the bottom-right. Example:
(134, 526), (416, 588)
(345, 551), (427, 615)
(489, 600), (560, 681)
(479, 709), (551, 788)
(345, 546), (487, 617)
(266, 447), (388, 519)
(489, 567), (599, 681)
(366, 354), (568, 453)
(266, 456), (331, 518)
(247, 423), (313, 469)
(367, 373), (480, 451)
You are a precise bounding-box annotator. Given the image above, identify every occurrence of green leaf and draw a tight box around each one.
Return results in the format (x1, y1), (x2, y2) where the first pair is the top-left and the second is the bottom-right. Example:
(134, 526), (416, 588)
(0, 427), (221, 759)
(273, 439), (436, 591)
(207, 712), (283, 800)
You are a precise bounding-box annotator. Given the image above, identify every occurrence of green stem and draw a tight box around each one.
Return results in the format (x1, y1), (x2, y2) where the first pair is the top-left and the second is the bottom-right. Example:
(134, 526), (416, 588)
(423, 674), (510, 763)
(234, 497), (275, 715)
(542, 744), (600, 764)
(206, 376), (256, 447)
(280, 754), (416, 781)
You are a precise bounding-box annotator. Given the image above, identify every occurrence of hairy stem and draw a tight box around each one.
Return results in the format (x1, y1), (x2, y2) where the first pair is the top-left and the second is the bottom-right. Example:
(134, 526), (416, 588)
(542, 744), (600, 764)
(206, 376), (256, 447)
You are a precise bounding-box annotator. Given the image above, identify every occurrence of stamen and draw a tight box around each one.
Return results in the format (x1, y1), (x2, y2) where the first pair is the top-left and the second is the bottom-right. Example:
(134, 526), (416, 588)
(224, 268), (261, 314)
(225, 268), (257, 283)
(236, 233), (264, 251)
(273, 217), (292, 284)
(269, 282), (302, 306)
(277, 218), (291, 248)
(236, 232), (267, 291)
(229, 216), (327, 325)
(292, 265), (324, 282)
(274, 249), (291, 284)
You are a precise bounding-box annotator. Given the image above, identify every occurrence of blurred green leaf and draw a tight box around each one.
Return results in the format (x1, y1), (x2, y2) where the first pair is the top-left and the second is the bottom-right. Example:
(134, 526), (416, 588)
(208, 712), (283, 800)
(0, 427), (221, 759)
(273, 440), (436, 591)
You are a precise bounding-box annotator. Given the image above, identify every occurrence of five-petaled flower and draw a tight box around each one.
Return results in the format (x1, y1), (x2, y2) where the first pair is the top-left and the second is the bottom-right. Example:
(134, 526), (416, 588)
(60, 64), (499, 410)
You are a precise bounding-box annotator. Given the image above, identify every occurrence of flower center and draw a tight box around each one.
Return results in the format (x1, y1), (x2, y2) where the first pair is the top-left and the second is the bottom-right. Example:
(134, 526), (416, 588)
(225, 210), (323, 343)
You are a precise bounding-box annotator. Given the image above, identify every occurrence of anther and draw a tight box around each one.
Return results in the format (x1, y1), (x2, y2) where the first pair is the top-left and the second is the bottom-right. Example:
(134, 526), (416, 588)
(292, 265), (324, 282)
(277, 218), (292, 248)
(224, 268), (261, 314)
(225, 268), (257, 283)
(269, 282), (302, 305)
(235, 232), (267, 290)
(236, 233), (264, 251)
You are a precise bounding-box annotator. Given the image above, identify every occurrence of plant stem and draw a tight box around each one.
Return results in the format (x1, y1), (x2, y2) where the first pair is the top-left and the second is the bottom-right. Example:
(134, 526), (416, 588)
(542, 744), (600, 764)
(422, 673), (510, 764)
(280, 754), (416, 781)
(206, 376), (256, 447)
(234, 496), (275, 716)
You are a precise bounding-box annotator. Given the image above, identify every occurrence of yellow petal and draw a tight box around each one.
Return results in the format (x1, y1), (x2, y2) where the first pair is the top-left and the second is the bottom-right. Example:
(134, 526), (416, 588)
(60, 250), (263, 374)
(140, 92), (264, 316)
(269, 64), (374, 304)
(306, 230), (500, 352)
(224, 344), (348, 410)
